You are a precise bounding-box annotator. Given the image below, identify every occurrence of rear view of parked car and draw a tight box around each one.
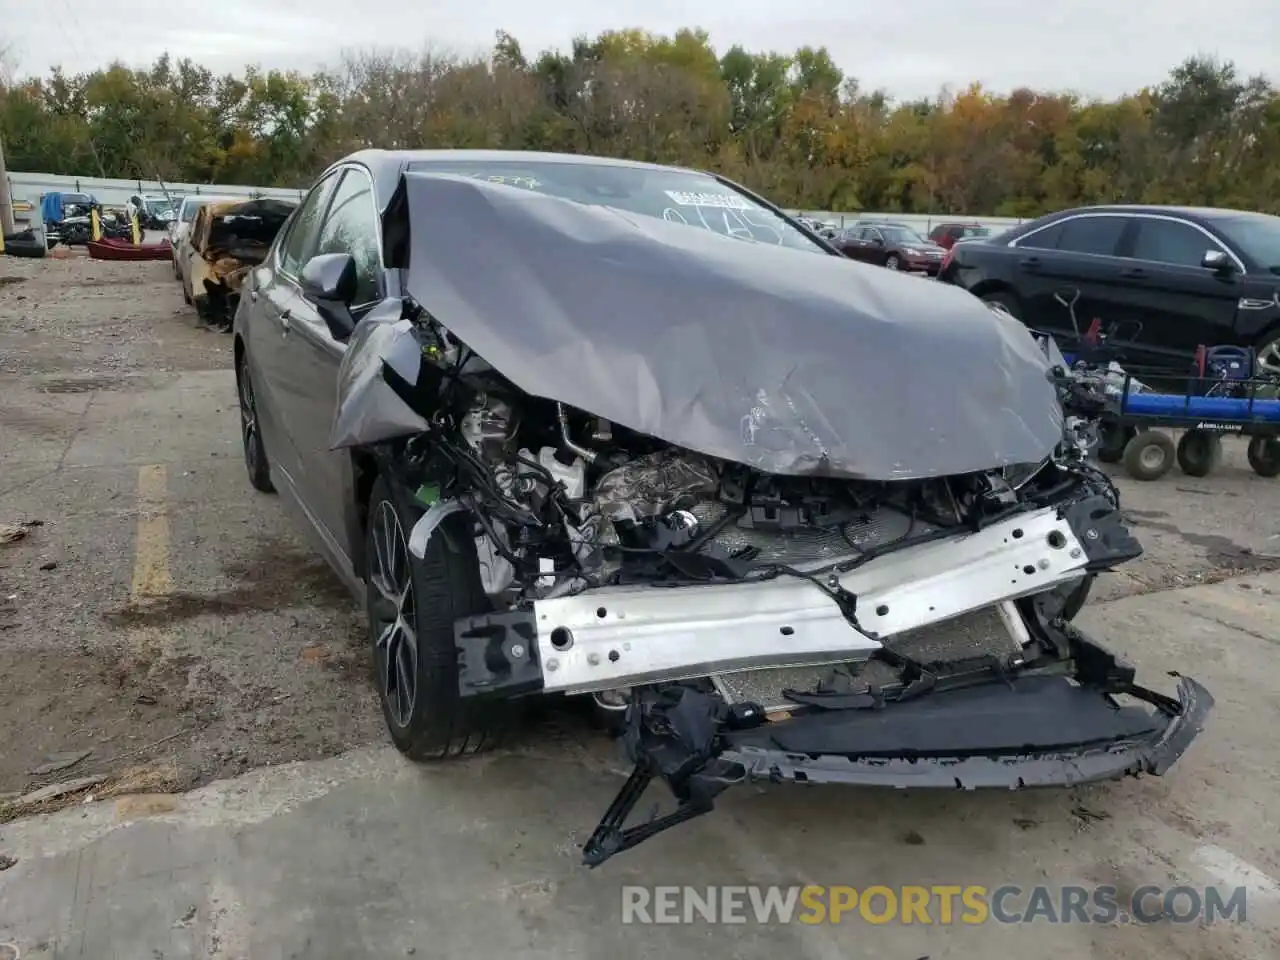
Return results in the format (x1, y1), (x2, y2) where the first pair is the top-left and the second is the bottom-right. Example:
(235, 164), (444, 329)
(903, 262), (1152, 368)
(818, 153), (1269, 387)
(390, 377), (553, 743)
(232, 150), (1210, 867)
(929, 222), (997, 249)
(186, 199), (296, 329)
(171, 195), (235, 280)
(833, 223), (948, 274)
(939, 204), (1280, 374)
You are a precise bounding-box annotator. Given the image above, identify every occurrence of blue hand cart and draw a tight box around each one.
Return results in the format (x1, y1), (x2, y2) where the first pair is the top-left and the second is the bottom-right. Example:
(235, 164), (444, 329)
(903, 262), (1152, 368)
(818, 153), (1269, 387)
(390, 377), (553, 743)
(1089, 346), (1280, 481)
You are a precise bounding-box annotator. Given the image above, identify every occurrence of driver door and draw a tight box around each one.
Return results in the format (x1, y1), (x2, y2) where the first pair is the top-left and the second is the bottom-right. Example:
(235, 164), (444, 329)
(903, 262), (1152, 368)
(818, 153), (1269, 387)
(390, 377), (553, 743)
(244, 172), (340, 496)
(273, 166), (385, 552)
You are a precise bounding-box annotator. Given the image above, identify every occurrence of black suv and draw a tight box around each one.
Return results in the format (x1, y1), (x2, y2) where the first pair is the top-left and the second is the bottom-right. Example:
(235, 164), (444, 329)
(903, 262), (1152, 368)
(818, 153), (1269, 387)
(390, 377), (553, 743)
(939, 205), (1280, 374)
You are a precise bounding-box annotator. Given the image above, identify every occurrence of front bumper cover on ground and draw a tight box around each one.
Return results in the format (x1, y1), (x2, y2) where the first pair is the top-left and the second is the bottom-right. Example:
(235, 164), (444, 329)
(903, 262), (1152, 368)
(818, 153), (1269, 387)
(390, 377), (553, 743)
(579, 654), (1212, 867)
(723, 674), (1213, 788)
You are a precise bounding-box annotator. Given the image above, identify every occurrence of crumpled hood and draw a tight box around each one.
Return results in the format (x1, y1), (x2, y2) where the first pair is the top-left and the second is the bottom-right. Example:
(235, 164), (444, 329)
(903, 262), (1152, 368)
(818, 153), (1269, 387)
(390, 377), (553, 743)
(383, 172), (1063, 481)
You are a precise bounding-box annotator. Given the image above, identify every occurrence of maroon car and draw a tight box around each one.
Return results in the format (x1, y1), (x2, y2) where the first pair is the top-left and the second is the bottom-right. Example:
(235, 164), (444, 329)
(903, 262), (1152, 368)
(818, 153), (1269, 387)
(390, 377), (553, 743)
(928, 222), (997, 250)
(834, 223), (948, 274)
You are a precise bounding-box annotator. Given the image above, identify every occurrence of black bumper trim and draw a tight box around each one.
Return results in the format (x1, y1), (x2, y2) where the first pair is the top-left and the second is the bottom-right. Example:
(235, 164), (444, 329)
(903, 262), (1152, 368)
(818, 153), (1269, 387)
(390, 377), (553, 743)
(722, 677), (1212, 789)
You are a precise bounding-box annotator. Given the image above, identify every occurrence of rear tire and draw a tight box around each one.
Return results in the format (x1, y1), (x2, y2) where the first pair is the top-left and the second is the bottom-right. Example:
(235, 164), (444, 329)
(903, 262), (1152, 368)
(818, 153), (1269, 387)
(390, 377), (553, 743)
(366, 476), (512, 760)
(1096, 422), (1136, 464)
(1255, 330), (1280, 381)
(1175, 429), (1222, 477)
(1247, 436), (1280, 478)
(980, 290), (1022, 320)
(1121, 430), (1175, 481)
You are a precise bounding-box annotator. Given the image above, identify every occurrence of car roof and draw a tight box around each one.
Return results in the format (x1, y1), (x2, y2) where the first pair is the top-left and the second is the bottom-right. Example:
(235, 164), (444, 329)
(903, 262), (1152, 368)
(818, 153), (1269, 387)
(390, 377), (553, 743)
(323, 148), (713, 210)
(1046, 204), (1267, 222)
(181, 195), (235, 207)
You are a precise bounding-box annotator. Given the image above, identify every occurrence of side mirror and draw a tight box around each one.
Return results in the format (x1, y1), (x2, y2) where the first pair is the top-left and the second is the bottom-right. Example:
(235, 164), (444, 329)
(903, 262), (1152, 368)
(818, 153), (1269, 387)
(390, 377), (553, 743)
(1201, 249), (1234, 274)
(300, 253), (358, 340)
(301, 252), (358, 303)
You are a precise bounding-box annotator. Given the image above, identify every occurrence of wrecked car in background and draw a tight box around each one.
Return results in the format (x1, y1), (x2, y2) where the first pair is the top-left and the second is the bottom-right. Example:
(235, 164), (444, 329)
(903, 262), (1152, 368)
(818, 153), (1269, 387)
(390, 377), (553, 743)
(187, 198), (296, 329)
(233, 150), (1212, 867)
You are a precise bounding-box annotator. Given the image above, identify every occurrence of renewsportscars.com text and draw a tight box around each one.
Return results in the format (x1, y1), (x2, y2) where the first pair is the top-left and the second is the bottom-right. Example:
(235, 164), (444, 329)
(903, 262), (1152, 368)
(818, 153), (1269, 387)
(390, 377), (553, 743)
(621, 884), (1248, 925)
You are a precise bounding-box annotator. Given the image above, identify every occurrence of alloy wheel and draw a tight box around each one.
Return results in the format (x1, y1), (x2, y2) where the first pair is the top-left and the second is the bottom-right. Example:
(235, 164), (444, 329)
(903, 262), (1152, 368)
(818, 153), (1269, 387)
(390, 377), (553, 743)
(1257, 339), (1280, 379)
(370, 500), (418, 728)
(886, 255), (900, 270)
(238, 365), (260, 475)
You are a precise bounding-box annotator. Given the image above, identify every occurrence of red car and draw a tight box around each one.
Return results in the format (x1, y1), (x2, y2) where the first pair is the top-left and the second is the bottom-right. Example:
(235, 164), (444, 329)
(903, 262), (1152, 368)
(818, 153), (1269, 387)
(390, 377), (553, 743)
(928, 222), (998, 250)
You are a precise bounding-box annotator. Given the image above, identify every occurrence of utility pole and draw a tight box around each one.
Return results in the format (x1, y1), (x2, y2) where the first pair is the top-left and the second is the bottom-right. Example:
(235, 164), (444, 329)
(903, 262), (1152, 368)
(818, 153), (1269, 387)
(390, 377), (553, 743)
(0, 132), (15, 235)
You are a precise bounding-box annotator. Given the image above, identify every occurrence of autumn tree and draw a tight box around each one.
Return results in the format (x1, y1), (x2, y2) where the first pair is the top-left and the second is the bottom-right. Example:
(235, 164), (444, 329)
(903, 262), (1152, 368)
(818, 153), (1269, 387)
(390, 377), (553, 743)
(1, 35), (1276, 216)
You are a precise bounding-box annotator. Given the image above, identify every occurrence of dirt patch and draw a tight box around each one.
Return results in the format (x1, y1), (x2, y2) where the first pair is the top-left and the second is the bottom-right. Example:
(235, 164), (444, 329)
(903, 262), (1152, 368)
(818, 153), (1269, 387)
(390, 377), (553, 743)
(0, 256), (229, 376)
(0, 276), (26, 288)
(1123, 508), (1280, 580)
(101, 537), (354, 629)
(38, 375), (136, 395)
(0, 647), (201, 798)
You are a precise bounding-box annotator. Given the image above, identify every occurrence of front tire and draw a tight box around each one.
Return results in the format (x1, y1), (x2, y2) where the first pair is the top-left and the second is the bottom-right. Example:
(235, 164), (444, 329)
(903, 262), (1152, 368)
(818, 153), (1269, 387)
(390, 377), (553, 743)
(885, 255), (901, 271)
(236, 354), (274, 493)
(1122, 430), (1175, 481)
(366, 476), (511, 760)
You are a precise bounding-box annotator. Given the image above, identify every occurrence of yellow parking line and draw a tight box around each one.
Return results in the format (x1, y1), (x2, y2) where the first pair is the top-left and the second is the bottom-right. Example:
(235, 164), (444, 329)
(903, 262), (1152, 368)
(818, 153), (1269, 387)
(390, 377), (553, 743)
(131, 464), (172, 600)
(129, 464), (175, 667)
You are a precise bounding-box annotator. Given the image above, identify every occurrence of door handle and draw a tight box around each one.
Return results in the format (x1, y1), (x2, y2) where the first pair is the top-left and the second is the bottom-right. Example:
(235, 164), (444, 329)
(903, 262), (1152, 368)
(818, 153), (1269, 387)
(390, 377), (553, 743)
(1119, 267), (1148, 279)
(1018, 256), (1040, 270)
(249, 290), (259, 302)
(279, 309), (291, 335)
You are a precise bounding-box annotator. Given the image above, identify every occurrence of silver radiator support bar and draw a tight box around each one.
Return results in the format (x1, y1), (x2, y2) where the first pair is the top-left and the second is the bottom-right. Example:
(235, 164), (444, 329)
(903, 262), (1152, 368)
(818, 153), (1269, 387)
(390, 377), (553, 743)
(532, 505), (1088, 695)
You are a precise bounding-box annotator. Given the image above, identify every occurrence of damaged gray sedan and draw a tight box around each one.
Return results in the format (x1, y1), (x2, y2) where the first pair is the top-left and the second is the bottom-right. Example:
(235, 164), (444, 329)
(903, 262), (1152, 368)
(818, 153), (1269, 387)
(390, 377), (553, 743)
(233, 150), (1211, 867)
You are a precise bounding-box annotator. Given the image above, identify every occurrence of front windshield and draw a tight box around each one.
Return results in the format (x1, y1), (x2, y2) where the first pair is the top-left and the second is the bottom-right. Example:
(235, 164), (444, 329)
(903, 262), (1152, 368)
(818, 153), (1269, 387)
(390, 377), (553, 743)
(145, 199), (174, 218)
(1214, 214), (1280, 274)
(407, 159), (827, 252)
(882, 226), (927, 245)
(180, 200), (206, 223)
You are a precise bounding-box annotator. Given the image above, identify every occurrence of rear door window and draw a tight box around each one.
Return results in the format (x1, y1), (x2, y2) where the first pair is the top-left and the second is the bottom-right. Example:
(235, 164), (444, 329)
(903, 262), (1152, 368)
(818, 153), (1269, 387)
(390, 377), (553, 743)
(1015, 221), (1065, 250)
(1129, 218), (1225, 268)
(1055, 216), (1127, 257)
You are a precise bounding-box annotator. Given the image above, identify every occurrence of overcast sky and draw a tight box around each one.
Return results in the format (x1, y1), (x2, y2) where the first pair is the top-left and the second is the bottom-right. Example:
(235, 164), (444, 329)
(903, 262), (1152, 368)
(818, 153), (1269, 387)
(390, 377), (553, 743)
(5, 0), (1277, 101)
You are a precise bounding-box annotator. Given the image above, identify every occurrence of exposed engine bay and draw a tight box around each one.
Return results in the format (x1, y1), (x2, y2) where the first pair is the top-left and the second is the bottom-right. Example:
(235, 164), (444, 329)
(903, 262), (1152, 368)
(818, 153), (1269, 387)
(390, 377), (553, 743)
(402, 382), (1108, 608)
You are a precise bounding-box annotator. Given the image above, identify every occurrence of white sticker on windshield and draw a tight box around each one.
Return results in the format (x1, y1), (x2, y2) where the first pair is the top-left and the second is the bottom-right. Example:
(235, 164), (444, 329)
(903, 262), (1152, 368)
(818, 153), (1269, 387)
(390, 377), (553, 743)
(663, 190), (752, 211)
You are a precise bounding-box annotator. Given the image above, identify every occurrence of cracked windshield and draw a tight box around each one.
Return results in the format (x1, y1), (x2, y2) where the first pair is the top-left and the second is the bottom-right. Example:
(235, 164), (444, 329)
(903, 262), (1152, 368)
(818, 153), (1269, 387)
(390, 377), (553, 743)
(408, 159), (826, 251)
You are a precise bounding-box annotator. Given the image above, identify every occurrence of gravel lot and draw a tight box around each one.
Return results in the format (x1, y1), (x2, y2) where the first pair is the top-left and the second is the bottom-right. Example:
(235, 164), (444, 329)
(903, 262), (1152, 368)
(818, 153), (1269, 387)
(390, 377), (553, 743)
(3, 253), (1280, 957)
(2, 252), (1280, 801)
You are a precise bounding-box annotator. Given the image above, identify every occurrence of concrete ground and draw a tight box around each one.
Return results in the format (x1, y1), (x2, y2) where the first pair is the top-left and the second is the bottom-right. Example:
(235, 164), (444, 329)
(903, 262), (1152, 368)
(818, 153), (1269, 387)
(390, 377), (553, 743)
(2, 255), (1280, 957)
